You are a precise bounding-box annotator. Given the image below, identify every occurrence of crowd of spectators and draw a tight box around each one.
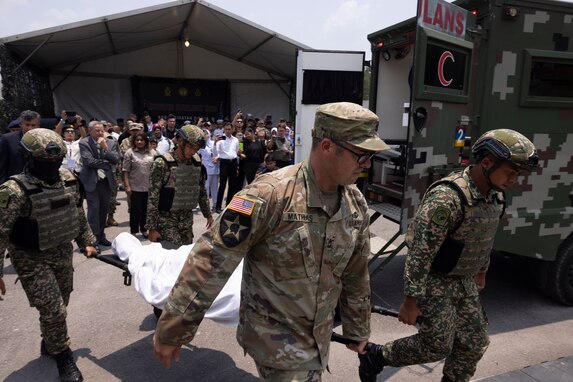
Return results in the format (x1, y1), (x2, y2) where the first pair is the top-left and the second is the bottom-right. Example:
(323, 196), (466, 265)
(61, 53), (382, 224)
(0, 109), (295, 245)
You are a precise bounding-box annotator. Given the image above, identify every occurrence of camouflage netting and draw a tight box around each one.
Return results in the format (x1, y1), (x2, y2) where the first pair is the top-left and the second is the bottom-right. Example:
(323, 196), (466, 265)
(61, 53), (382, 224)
(0, 44), (55, 132)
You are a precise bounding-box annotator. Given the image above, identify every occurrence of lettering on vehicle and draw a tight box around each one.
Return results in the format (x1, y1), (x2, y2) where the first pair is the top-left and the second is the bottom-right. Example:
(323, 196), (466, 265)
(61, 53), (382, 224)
(284, 212), (315, 222)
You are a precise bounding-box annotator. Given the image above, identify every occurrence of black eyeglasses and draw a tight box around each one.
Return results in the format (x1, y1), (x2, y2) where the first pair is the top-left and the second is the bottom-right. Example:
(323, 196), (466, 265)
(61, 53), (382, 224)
(332, 140), (376, 165)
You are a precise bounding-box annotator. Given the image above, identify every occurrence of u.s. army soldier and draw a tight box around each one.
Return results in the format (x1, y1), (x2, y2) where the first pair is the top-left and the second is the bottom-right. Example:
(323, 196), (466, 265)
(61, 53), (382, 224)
(153, 102), (390, 381)
(0, 128), (97, 382)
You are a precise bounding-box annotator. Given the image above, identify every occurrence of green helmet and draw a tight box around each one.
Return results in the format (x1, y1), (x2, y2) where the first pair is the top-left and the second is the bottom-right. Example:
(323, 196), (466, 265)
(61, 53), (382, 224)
(20, 128), (66, 160)
(176, 125), (206, 149)
(472, 129), (539, 172)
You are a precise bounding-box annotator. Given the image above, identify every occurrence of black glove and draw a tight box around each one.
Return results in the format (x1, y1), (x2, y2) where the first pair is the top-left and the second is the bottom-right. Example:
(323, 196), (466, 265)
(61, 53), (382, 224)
(358, 342), (384, 382)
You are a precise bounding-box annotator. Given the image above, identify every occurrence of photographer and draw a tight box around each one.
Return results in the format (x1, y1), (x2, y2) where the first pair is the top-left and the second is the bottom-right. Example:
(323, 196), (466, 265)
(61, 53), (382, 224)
(267, 123), (293, 168)
(55, 110), (86, 141)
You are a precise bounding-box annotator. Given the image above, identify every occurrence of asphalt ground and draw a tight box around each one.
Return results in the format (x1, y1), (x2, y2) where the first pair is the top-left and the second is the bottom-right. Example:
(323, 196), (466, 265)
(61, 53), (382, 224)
(1, 190), (572, 381)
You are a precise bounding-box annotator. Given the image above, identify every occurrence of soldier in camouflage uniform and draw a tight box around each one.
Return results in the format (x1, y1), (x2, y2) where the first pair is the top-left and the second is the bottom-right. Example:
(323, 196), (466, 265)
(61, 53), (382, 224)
(146, 124), (214, 245)
(355, 129), (539, 382)
(153, 102), (390, 381)
(0, 128), (97, 382)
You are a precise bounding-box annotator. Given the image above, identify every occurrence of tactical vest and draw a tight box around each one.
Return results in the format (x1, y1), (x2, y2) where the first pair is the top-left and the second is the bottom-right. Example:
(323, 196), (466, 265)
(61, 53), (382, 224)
(425, 171), (505, 276)
(157, 154), (204, 211)
(9, 171), (80, 250)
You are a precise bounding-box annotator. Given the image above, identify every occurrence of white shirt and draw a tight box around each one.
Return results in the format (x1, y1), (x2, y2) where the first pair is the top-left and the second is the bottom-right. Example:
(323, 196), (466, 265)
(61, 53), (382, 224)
(214, 135), (239, 160)
(156, 135), (174, 155)
(198, 141), (219, 175)
(61, 139), (82, 172)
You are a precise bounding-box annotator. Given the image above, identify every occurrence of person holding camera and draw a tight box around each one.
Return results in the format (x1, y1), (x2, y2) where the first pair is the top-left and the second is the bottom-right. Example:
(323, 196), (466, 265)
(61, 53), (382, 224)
(267, 123), (293, 168)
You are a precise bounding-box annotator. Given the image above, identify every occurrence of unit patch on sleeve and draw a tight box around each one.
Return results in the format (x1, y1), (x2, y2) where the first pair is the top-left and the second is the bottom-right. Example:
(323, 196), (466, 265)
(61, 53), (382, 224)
(220, 209), (252, 247)
(431, 206), (451, 227)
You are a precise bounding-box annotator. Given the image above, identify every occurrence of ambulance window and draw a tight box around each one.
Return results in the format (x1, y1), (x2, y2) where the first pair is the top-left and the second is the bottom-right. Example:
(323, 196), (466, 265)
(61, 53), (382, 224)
(528, 60), (573, 98)
(302, 70), (363, 105)
(413, 27), (473, 103)
(521, 49), (573, 107)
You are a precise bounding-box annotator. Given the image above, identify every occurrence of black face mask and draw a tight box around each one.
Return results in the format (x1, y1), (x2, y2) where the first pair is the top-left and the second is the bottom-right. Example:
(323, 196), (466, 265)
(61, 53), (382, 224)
(29, 158), (63, 184)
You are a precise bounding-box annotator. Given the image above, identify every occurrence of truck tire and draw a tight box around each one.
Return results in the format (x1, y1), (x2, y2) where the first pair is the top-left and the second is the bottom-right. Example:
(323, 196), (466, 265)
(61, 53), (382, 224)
(541, 236), (573, 306)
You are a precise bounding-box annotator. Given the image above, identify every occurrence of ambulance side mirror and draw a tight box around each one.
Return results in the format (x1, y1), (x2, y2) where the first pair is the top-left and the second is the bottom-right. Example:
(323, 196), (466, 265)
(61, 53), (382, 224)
(412, 107), (427, 132)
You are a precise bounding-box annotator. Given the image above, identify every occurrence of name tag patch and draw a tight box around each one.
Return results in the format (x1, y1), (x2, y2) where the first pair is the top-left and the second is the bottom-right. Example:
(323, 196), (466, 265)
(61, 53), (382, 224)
(283, 212), (315, 223)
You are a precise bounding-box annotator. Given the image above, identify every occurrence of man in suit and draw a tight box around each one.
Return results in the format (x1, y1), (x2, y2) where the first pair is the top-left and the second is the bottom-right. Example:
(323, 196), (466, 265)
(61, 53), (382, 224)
(79, 121), (121, 246)
(0, 110), (41, 184)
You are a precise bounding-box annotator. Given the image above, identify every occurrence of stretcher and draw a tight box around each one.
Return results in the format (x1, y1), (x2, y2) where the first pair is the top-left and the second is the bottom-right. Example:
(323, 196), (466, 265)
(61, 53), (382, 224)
(93, 232), (242, 325)
(94, 233), (411, 336)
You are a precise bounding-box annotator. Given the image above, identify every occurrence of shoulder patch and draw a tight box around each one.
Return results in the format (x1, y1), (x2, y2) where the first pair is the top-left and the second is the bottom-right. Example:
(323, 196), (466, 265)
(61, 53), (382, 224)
(227, 195), (256, 216)
(0, 189), (10, 208)
(219, 209), (252, 247)
(431, 206), (451, 227)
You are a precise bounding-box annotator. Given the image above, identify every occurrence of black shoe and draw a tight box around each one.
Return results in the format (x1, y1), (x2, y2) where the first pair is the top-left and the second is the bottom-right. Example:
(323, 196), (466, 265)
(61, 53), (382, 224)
(441, 376), (455, 382)
(98, 238), (112, 246)
(54, 348), (83, 382)
(358, 343), (385, 382)
(215, 208), (222, 213)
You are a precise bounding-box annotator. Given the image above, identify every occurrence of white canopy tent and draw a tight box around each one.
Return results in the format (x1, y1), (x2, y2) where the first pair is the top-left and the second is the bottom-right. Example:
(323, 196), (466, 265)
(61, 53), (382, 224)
(0, 0), (311, 123)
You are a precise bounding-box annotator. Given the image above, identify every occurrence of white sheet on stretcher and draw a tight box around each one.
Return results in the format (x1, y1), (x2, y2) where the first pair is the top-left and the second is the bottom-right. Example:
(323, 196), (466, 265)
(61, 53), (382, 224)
(112, 232), (241, 326)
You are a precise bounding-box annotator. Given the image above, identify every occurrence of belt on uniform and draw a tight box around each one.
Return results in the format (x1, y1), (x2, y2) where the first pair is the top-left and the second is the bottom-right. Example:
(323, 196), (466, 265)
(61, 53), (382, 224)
(220, 158), (236, 162)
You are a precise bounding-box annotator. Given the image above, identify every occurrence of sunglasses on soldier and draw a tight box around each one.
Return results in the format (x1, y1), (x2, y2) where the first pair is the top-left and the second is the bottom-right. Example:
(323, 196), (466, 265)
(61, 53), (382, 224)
(331, 140), (376, 165)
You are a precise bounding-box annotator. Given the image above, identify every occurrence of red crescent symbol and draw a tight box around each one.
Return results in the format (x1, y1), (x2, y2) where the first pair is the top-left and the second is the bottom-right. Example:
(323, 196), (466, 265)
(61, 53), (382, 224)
(438, 51), (455, 87)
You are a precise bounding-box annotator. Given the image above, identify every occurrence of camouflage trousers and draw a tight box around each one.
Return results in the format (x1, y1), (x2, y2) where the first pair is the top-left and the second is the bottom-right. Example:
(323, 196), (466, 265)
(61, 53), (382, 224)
(256, 363), (322, 382)
(9, 242), (75, 355)
(108, 168), (121, 215)
(382, 294), (489, 382)
(154, 209), (195, 246)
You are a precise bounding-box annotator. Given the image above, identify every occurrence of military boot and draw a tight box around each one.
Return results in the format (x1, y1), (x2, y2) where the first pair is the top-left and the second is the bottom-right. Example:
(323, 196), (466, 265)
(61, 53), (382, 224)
(441, 375), (455, 382)
(106, 214), (118, 227)
(54, 348), (83, 382)
(358, 342), (385, 382)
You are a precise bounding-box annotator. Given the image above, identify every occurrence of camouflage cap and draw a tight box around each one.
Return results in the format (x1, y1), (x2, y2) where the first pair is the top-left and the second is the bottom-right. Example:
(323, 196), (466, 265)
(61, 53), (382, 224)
(20, 128), (66, 160)
(177, 124), (206, 149)
(129, 123), (143, 131)
(312, 102), (389, 151)
(472, 128), (539, 172)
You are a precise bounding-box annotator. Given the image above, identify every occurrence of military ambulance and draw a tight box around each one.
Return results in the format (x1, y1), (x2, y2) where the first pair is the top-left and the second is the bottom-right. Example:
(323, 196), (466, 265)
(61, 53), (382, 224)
(366, 0), (573, 305)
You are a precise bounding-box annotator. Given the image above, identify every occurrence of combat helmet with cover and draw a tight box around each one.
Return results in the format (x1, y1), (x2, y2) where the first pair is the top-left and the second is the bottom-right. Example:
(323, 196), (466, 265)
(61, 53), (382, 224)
(472, 129), (539, 173)
(20, 128), (66, 160)
(176, 124), (206, 149)
(20, 128), (66, 184)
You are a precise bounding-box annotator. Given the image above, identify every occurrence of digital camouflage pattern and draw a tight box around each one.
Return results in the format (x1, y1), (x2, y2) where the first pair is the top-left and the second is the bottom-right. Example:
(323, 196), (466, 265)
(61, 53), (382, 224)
(472, 129), (538, 172)
(20, 128), (66, 159)
(403, 166), (502, 297)
(382, 293), (489, 382)
(256, 364), (321, 382)
(0, 169), (95, 355)
(368, 0), (573, 303)
(145, 151), (211, 245)
(312, 102), (389, 152)
(177, 124), (206, 148)
(156, 161), (372, 371)
(382, 167), (497, 381)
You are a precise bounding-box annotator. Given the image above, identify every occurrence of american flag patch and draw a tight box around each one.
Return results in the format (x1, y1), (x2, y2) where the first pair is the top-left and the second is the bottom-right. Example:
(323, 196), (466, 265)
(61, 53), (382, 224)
(228, 196), (256, 215)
